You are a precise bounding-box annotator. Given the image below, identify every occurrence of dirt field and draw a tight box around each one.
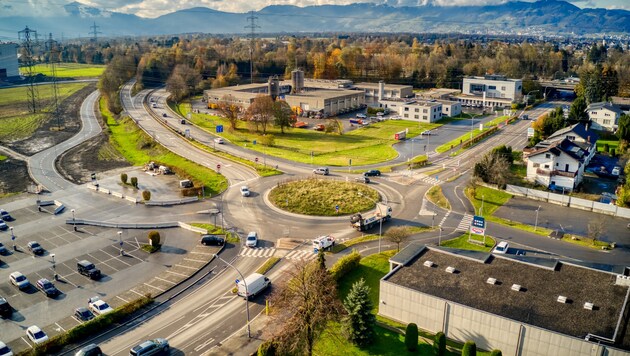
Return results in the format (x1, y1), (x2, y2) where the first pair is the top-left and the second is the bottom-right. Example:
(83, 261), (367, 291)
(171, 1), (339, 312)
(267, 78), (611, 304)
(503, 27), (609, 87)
(0, 158), (31, 195)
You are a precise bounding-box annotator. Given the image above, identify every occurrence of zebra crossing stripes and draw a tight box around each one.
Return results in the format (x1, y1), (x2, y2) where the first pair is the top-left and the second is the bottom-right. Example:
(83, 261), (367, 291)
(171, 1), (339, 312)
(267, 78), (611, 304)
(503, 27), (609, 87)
(418, 174), (442, 185)
(285, 250), (318, 261)
(438, 211), (450, 228)
(456, 214), (474, 232)
(239, 247), (275, 258)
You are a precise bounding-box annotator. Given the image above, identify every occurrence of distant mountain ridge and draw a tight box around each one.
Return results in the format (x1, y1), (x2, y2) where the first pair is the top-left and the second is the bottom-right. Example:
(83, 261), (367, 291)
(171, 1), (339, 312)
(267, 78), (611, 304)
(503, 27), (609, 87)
(2, 0), (630, 39)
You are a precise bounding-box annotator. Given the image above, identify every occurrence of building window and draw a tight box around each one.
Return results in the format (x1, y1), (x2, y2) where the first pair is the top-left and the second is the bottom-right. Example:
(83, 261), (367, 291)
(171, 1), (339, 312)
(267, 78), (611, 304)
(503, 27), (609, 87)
(423, 109), (427, 113)
(567, 135), (575, 140)
(488, 85), (496, 90)
(533, 163), (540, 168)
(545, 154), (551, 159)
(556, 163), (559, 167)
(604, 119), (611, 125)
(415, 108), (419, 112)
(404, 107), (409, 112)
(423, 116), (428, 121)
(544, 164), (550, 169)
(501, 86), (506, 91)
(414, 115), (419, 119)
(404, 114), (409, 118)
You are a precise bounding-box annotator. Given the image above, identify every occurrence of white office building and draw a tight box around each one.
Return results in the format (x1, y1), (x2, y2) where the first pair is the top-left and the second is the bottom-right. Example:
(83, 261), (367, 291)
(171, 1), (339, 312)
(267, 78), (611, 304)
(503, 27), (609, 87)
(456, 75), (523, 108)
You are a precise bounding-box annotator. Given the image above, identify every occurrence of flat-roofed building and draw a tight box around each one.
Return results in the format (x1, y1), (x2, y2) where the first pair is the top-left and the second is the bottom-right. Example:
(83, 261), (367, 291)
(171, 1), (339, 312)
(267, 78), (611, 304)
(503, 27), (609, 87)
(284, 89), (364, 116)
(379, 99), (442, 123)
(380, 244), (630, 356)
(0, 43), (19, 80)
(456, 75), (523, 109)
(354, 81), (414, 106)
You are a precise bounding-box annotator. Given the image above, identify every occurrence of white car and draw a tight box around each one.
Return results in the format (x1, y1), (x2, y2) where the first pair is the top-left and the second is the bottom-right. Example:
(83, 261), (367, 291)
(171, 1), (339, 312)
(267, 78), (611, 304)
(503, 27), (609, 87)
(240, 186), (250, 197)
(88, 297), (114, 316)
(9, 272), (29, 290)
(246, 232), (258, 248)
(214, 137), (224, 144)
(611, 166), (621, 176)
(493, 241), (509, 254)
(0, 221), (7, 230)
(0, 341), (12, 356)
(26, 326), (48, 345)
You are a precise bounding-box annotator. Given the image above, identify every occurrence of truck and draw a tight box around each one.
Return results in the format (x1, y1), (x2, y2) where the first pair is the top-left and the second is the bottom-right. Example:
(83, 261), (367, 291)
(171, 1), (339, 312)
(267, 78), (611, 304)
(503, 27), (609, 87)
(394, 130), (406, 140)
(350, 203), (392, 231)
(313, 235), (335, 253)
(237, 273), (271, 300)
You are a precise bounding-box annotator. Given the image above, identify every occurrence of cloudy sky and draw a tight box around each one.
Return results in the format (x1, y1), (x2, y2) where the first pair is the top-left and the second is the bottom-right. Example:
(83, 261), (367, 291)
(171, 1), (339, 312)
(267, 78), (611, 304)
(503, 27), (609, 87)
(1, 0), (629, 18)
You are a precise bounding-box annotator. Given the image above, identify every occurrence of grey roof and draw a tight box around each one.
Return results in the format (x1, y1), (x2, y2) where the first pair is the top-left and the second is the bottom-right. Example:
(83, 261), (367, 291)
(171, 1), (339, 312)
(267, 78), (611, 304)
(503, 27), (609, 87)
(384, 246), (630, 348)
(548, 122), (599, 144)
(586, 102), (623, 115)
(528, 137), (587, 162)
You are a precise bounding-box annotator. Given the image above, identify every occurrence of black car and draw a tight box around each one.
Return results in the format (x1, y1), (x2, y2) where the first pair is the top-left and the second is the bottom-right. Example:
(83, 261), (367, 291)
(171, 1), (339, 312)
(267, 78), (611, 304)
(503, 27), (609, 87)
(363, 170), (381, 177)
(0, 296), (12, 318)
(0, 242), (7, 255)
(75, 343), (102, 356)
(27, 241), (44, 255)
(201, 235), (225, 246)
(74, 307), (94, 322)
(36, 278), (59, 297)
(77, 260), (102, 280)
(0, 209), (12, 221)
(162, 113), (167, 117)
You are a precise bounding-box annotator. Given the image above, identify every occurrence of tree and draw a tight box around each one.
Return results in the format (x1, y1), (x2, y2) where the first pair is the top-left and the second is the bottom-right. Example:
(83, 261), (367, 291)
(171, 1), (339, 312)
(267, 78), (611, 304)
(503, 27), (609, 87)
(491, 145), (514, 164)
(271, 260), (342, 356)
(166, 64), (202, 103)
(120, 173), (128, 184)
(405, 323), (418, 352)
(317, 248), (326, 270)
(248, 95), (275, 134)
(587, 218), (606, 243)
(148, 231), (161, 246)
(385, 226), (412, 252)
(568, 96), (589, 123)
(257, 340), (276, 356)
(490, 350), (503, 356)
(130, 177), (138, 188)
(462, 341), (477, 356)
(617, 114), (630, 142)
(217, 94), (241, 131)
(272, 100), (295, 134)
(142, 190), (151, 201)
(473, 152), (510, 187)
(343, 278), (376, 347)
(433, 331), (446, 356)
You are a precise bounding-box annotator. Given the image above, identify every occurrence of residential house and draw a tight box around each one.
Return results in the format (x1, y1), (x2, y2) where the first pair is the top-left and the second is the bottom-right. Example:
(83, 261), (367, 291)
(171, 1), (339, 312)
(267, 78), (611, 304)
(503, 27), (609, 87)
(586, 102), (623, 132)
(525, 137), (590, 192)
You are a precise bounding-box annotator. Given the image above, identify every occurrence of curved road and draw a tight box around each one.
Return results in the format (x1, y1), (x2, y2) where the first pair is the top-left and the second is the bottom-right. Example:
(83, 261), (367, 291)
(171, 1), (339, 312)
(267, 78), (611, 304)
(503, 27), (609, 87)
(28, 90), (102, 192)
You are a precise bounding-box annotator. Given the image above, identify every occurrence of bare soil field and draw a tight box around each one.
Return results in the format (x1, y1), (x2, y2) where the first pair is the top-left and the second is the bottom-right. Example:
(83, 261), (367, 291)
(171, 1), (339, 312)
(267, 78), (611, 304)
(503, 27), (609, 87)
(0, 158), (31, 195)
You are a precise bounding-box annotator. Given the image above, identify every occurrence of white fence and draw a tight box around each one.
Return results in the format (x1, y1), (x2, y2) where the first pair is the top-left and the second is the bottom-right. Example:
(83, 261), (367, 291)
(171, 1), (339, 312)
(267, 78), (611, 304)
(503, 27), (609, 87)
(506, 184), (630, 218)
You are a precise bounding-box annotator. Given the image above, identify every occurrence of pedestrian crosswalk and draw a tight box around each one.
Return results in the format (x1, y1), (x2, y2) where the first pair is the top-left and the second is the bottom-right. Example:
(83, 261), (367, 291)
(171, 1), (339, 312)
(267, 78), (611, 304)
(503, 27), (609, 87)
(456, 214), (473, 232)
(239, 247), (275, 258)
(417, 174), (442, 185)
(285, 250), (318, 261)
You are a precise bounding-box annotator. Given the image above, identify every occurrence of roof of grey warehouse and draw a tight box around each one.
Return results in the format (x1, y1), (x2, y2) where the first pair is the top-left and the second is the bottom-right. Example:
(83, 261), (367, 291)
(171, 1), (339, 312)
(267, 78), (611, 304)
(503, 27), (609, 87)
(385, 246), (630, 348)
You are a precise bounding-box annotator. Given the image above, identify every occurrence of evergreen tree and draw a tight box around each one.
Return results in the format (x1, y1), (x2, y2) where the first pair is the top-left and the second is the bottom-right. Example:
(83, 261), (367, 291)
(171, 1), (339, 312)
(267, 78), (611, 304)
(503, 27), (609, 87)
(317, 248), (326, 271)
(617, 114), (630, 142)
(433, 331), (446, 356)
(462, 341), (477, 356)
(343, 278), (376, 347)
(405, 323), (419, 351)
(490, 350), (503, 356)
(568, 96), (589, 123)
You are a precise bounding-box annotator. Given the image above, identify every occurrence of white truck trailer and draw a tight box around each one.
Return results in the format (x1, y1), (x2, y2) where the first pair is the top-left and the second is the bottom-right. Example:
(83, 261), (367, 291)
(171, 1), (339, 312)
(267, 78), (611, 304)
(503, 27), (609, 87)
(350, 203), (392, 231)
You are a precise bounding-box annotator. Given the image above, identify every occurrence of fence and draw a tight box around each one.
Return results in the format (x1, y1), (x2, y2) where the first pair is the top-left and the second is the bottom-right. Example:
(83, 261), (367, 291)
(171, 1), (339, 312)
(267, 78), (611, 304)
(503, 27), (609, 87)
(144, 197), (199, 206)
(505, 184), (630, 218)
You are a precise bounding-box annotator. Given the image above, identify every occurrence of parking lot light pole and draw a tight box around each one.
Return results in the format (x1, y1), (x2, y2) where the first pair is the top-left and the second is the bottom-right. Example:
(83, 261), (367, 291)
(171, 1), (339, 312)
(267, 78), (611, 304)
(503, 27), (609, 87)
(118, 231), (123, 255)
(213, 254), (251, 338)
(51, 254), (57, 280)
(535, 206), (541, 231)
(71, 209), (76, 231)
(10, 227), (15, 250)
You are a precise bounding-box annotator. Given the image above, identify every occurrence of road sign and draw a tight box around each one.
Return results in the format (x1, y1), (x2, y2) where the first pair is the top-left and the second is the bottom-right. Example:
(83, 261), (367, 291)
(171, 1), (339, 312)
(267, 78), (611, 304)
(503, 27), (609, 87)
(335, 205), (340, 212)
(217, 164), (221, 170)
(91, 173), (96, 181)
(253, 140), (257, 145)
(11, 235), (15, 241)
(235, 279), (240, 284)
(255, 157), (259, 163)
(472, 215), (485, 229)
(119, 241), (123, 246)
(470, 226), (485, 235)
(527, 127), (535, 138)
(216, 125), (224, 133)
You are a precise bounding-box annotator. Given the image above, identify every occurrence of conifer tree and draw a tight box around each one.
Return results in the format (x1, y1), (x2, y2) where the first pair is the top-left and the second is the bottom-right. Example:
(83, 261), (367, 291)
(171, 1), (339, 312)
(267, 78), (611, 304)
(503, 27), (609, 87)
(344, 278), (375, 347)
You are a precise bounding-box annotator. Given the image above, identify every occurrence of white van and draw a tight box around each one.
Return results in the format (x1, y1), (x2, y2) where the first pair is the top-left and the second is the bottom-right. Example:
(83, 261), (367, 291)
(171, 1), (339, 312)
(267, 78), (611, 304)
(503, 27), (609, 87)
(237, 273), (271, 299)
(313, 167), (329, 175)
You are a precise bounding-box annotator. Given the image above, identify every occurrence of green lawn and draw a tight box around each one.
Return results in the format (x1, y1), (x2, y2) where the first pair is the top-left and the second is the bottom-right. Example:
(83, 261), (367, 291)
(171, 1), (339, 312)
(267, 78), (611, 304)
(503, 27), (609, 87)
(596, 139), (619, 153)
(31, 63), (105, 78)
(102, 98), (228, 196)
(329, 234), (379, 253)
(0, 82), (90, 141)
(177, 103), (440, 166)
(0, 155), (7, 161)
(440, 233), (495, 252)
(436, 128), (484, 153)
(484, 115), (510, 128)
(467, 186), (513, 216)
(427, 185), (451, 210)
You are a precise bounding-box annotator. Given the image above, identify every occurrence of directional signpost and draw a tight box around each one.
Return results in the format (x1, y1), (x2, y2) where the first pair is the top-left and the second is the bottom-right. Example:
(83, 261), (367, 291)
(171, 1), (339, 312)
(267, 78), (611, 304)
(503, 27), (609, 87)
(469, 215), (487, 245)
(216, 125), (224, 133)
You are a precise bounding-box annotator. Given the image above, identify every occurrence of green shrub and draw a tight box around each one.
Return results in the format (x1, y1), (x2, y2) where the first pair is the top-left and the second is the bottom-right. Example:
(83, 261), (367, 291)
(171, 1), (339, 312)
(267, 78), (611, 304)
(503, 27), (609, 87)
(148, 230), (161, 246)
(142, 190), (151, 201)
(433, 331), (446, 356)
(259, 134), (275, 147)
(130, 176), (138, 188)
(257, 340), (276, 356)
(604, 143), (610, 153)
(121, 173), (128, 184)
(462, 340), (477, 356)
(329, 250), (361, 281)
(405, 323), (418, 352)
(490, 350), (502, 356)
(610, 148), (616, 157)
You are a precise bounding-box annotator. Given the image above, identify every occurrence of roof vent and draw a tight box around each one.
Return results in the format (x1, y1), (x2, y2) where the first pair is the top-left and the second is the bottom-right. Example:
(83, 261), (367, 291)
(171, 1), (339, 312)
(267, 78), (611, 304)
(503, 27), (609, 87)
(511, 284), (522, 292)
(584, 302), (594, 310)
(557, 296), (568, 303)
(445, 266), (456, 274)
(423, 261), (434, 268)
(486, 277), (497, 285)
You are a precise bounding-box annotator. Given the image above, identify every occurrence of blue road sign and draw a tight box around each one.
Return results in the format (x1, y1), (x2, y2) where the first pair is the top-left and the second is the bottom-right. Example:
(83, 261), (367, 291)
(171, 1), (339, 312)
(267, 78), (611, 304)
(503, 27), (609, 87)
(119, 241), (123, 246)
(11, 236), (15, 241)
(472, 215), (486, 229)
(335, 205), (340, 212)
(216, 125), (224, 133)
(253, 140), (257, 145)
(235, 279), (240, 284)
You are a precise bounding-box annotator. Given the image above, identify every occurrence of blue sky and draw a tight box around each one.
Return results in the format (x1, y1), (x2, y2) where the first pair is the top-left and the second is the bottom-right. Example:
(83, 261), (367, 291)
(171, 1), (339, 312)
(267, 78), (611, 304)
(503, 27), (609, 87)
(1, 0), (629, 18)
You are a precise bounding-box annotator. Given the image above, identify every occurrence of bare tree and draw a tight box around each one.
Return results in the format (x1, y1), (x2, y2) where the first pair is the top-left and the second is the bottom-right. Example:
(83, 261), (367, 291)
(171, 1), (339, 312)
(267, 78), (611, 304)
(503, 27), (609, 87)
(270, 260), (342, 356)
(587, 218), (606, 243)
(247, 95), (275, 134)
(473, 151), (510, 187)
(385, 226), (413, 252)
(217, 94), (241, 131)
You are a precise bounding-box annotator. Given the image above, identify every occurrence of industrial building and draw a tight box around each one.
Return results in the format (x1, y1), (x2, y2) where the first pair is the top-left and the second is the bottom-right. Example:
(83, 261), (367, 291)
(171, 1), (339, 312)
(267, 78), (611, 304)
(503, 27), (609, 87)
(0, 43), (19, 80)
(379, 99), (443, 123)
(455, 75), (523, 108)
(354, 81), (414, 106)
(380, 244), (630, 356)
(416, 89), (462, 117)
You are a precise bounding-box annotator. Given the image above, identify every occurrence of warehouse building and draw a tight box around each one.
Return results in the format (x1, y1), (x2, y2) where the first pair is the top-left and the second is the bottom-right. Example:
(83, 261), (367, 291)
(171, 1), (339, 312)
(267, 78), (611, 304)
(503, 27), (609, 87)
(0, 43), (19, 80)
(354, 81), (414, 106)
(380, 244), (630, 356)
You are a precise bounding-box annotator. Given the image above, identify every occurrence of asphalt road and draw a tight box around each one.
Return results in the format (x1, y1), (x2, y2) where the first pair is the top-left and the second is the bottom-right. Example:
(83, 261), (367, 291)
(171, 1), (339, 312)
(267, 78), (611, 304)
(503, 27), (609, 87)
(28, 90), (102, 192)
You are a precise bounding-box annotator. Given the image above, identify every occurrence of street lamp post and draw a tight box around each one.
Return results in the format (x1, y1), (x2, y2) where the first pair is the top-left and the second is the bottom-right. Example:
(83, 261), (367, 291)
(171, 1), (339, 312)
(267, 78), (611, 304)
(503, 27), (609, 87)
(213, 254), (251, 338)
(10, 227), (15, 250)
(358, 192), (384, 253)
(534, 206), (541, 231)
(51, 254), (57, 280)
(480, 195), (485, 216)
(118, 231), (123, 255)
(71, 209), (76, 231)
(438, 227), (443, 246)
(525, 90), (539, 106)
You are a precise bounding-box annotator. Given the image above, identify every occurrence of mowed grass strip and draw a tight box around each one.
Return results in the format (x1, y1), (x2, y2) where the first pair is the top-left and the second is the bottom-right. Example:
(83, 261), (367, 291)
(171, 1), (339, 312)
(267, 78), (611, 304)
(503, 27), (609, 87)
(441, 233), (495, 252)
(466, 185), (512, 216)
(268, 178), (379, 216)
(0, 82), (89, 106)
(427, 185), (451, 210)
(179, 103), (439, 166)
(31, 63), (106, 78)
(102, 98), (227, 196)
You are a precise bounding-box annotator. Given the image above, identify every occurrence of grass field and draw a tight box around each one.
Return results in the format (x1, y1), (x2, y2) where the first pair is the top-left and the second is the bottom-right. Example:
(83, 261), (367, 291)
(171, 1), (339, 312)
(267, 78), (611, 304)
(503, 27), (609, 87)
(31, 63), (105, 78)
(427, 185), (451, 210)
(436, 128), (484, 153)
(102, 98), (228, 196)
(0, 155), (6, 161)
(268, 178), (378, 216)
(441, 233), (495, 252)
(177, 103), (440, 166)
(467, 185), (513, 216)
(0, 82), (90, 141)
(596, 139), (619, 153)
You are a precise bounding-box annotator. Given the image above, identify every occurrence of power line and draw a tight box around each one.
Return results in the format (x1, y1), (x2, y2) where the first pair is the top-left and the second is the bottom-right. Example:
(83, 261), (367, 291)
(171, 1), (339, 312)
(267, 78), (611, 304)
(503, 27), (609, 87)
(89, 22), (102, 43)
(45, 32), (62, 130)
(245, 10), (260, 84)
(18, 25), (39, 113)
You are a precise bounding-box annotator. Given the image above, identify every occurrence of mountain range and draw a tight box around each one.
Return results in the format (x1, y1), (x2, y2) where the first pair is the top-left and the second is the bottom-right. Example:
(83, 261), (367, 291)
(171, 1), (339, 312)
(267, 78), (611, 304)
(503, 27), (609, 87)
(2, 0), (630, 40)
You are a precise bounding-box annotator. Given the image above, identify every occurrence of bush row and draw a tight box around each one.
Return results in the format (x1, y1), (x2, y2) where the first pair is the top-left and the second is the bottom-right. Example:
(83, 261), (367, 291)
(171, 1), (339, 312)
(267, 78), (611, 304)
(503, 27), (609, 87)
(329, 250), (361, 281)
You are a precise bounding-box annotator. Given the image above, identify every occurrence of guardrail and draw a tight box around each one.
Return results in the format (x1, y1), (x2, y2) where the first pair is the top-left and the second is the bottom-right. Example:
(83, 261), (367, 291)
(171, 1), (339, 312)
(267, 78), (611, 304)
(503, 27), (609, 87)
(65, 219), (179, 229)
(87, 183), (138, 204)
(145, 197), (199, 206)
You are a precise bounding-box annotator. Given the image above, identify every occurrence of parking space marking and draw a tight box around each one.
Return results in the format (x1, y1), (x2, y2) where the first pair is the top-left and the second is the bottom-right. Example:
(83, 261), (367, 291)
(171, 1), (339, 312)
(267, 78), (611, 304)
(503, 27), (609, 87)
(21, 337), (32, 348)
(166, 270), (189, 278)
(116, 295), (129, 304)
(174, 264), (197, 270)
(130, 289), (145, 298)
(183, 257), (207, 263)
(55, 322), (66, 332)
(154, 276), (176, 285)
(101, 250), (132, 267)
(72, 316), (84, 324)
(189, 251), (214, 255)
(144, 283), (165, 293)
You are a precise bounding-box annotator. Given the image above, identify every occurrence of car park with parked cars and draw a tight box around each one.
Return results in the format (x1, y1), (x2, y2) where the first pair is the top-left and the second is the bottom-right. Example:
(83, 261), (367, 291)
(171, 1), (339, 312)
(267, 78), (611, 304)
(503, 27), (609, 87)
(130, 338), (169, 356)
(27, 241), (44, 255)
(201, 235), (225, 246)
(26, 326), (48, 344)
(246, 232), (258, 247)
(88, 297), (114, 316)
(36, 278), (59, 297)
(77, 260), (102, 280)
(74, 307), (94, 322)
(363, 169), (381, 177)
(9, 272), (29, 290)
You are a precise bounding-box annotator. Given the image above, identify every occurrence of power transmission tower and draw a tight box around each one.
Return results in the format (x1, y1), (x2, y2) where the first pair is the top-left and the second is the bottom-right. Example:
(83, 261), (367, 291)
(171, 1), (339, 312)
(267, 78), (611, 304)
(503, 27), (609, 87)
(45, 33), (62, 130)
(89, 22), (102, 42)
(245, 11), (260, 84)
(18, 26), (39, 113)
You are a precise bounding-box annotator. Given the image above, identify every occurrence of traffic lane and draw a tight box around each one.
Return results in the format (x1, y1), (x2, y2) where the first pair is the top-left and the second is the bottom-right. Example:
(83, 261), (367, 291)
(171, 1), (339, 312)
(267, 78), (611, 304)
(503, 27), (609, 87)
(494, 195), (630, 246)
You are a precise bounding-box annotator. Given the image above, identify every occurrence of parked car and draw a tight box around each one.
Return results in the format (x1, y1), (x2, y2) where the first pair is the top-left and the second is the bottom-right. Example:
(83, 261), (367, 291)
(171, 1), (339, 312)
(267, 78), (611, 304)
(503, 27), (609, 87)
(493, 241), (509, 254)
(240, 186), (251, 197)
(421, 130), (435, 136)
(27, 241), (44, 255)
(363, 170), (381, 177)
(129, 338), (169, 356)
(162, 113), (167, 117)
(36, 279), (59, 298)
(0, 209), (12, 221)
(246, 232), (258, 248)
(77, 260), (101, 280)
(237, 273), (271, 299)
(180, 119), (186, 124)
(74, 307), (94, 322)
(355, 177), (370, 184)
(0, 297), (12, 318)
(214, 137), (224, 144)
(200, 235), (225, 246)
(26, 326), (48, 345)
(313, 167), (329, 175)
(0, 242), (7, 255)
(9, 272), (29, 290)
(88, 297), (114, 316)
(611, 166), (621, 176)
(74, 343), (102, 356)
(0, 341), (12, 356)
(0, 221), (6, 231)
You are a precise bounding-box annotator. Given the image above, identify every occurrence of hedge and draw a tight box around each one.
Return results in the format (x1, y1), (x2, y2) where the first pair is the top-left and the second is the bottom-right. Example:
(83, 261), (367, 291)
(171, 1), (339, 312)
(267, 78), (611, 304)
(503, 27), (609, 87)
(462, 340), (477, 356)
(405, 323), (418, 352)
(433, 331), (446, 356)
(329, 250), (361, 281)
